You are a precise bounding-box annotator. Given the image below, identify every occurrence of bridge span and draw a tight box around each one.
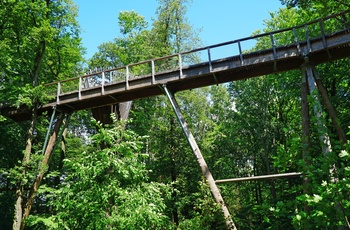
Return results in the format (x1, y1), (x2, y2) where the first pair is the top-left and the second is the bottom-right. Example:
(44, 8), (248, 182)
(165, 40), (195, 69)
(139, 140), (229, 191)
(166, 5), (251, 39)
(2, 10), (350, 121)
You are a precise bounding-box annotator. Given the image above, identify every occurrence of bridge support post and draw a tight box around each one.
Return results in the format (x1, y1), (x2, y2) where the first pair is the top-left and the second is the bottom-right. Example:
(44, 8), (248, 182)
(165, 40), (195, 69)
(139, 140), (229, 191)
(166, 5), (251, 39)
(302, 62), (347, 146)
(302, 63), (333, 156)
(91, 101), (133, 125)
(306, 63), (347, 144)
(162, 85), (237, 230)
(301, 62), (350, 228)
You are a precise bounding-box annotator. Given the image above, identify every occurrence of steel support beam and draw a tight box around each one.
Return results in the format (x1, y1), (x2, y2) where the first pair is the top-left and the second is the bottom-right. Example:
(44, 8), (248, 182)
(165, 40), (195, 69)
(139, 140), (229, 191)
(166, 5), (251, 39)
(162, 85), (237, 230)
(42, 107), (57, 154)
(304, 63), (332, 155)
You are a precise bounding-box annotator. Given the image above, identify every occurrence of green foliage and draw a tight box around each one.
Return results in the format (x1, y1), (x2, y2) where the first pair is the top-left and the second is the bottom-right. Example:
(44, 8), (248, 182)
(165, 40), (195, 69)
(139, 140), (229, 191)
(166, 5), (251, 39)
(17, 84), (54, 107)
(89, 10), (152, 69)
(28, 118), (174, 229)
(3, 1), (350, 229)
(177, 181), (226, 230)
(89, 0), (201, 70)
(0, 0), (84, 106)
(0, 0), (84, 228)
(292, 145), (350, 229)
(118, 11), (148, 35)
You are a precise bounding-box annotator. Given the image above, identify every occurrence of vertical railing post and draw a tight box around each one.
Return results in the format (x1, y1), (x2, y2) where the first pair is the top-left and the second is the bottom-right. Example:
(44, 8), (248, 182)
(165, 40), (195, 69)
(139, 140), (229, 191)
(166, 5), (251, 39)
(126, 66), (129, 90)
(319, 19), (327, 49)
(151, 60), (155, 84)
(270, 33), (277, 71)
(101, 71), (105, 95)
(78, 77), (82, 100)
(293, 28), (302, 55)
(178, 53), (183, 79)
(305, 24), (311, 55)
(207, 48), (213, 72)
(56, 82), (61, 104)
(238, 41), (244, 66)
(319, 19), (331, 58)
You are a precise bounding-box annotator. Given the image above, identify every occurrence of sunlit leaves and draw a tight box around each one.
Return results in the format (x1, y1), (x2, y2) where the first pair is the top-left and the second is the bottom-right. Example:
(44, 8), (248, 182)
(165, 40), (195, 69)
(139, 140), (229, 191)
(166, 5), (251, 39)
(118, 11), (148, 35)
(32, 119), (174, 229)
(0, 0), (83, 106)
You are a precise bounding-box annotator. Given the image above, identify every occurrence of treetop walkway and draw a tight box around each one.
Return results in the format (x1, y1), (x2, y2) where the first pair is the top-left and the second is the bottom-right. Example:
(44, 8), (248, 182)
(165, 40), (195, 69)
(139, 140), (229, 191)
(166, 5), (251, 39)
(2, 9), (350, 121)
(3, 10), (350, 230)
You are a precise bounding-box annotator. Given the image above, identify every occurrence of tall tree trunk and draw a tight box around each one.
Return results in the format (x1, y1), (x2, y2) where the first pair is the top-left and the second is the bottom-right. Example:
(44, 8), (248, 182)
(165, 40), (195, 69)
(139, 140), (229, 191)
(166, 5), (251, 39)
(169, 117), (179, 225)
(21, 113), (66, 230)
(261, 78), (277, 202)
(301, 67), (312, 217)
(55, 120), (68, 186)
(13, 105), (38, 230)
(13, 38), (47, 229)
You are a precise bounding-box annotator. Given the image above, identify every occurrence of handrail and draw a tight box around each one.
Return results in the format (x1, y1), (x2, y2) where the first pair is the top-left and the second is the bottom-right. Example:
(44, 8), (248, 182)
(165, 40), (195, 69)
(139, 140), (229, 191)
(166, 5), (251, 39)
(44, 9), (350, 104)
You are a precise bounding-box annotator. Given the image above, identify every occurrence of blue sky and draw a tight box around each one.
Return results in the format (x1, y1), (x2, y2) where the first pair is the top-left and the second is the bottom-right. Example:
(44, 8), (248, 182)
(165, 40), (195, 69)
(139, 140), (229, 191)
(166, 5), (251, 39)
(74, 1), (284, 59)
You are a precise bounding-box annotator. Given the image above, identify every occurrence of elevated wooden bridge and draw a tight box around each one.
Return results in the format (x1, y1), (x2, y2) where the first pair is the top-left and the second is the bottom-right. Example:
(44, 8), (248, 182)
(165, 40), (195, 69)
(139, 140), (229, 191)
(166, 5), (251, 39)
(2, 10), (350, 121)
(3, 10), (350, 230)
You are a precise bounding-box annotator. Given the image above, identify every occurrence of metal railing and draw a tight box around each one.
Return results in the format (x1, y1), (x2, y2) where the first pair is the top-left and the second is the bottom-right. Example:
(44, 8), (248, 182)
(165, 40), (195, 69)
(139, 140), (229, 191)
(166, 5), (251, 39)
(44, 9), (350, 104)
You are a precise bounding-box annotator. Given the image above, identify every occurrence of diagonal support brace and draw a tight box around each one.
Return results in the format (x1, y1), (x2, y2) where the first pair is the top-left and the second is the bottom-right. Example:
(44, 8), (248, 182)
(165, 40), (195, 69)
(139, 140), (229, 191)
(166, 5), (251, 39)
(42, 107), (57, 154)
(162, 85), (237, 230)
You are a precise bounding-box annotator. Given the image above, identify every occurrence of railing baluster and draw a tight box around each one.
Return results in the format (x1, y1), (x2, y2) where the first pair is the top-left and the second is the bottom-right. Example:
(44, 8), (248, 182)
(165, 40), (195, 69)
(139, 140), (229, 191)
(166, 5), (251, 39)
(305, 24), (311, 55)
(270, 33), (277, 71)
(78, 77), (82, 100)
(319, 19), (327, 49)
(293, 28), (301, 55)
(238, 41), (244, 66)
(178, 53), (183, 79)
(270, 33), (277, 59)
(126, 66), (129, 90)
(56, 82), (61, 104)
(207, 48), (212, 72)
(151, 60), (155, 84)
(101, 71), (105, 95)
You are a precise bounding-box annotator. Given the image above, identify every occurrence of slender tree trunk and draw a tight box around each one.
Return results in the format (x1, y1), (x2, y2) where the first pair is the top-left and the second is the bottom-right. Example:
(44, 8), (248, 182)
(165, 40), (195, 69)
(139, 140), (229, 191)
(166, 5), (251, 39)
(301, 67), (312, 217)
(169, 117), (179, 225)
(55, 122), (67, 186)
(253, 156), (260, 204)
(13, 105), (38, 230)
(20, 113), (65, 230)
(14, 38), (47, 229)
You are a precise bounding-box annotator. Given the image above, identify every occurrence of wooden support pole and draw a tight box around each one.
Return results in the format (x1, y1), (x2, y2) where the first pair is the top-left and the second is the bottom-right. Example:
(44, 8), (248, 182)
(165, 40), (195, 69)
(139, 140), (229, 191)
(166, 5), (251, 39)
(305, 63), (333, 155)
(303, 63), (350, 229)
(163, 85), (237, 230)
(311, 65), (347, 144)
